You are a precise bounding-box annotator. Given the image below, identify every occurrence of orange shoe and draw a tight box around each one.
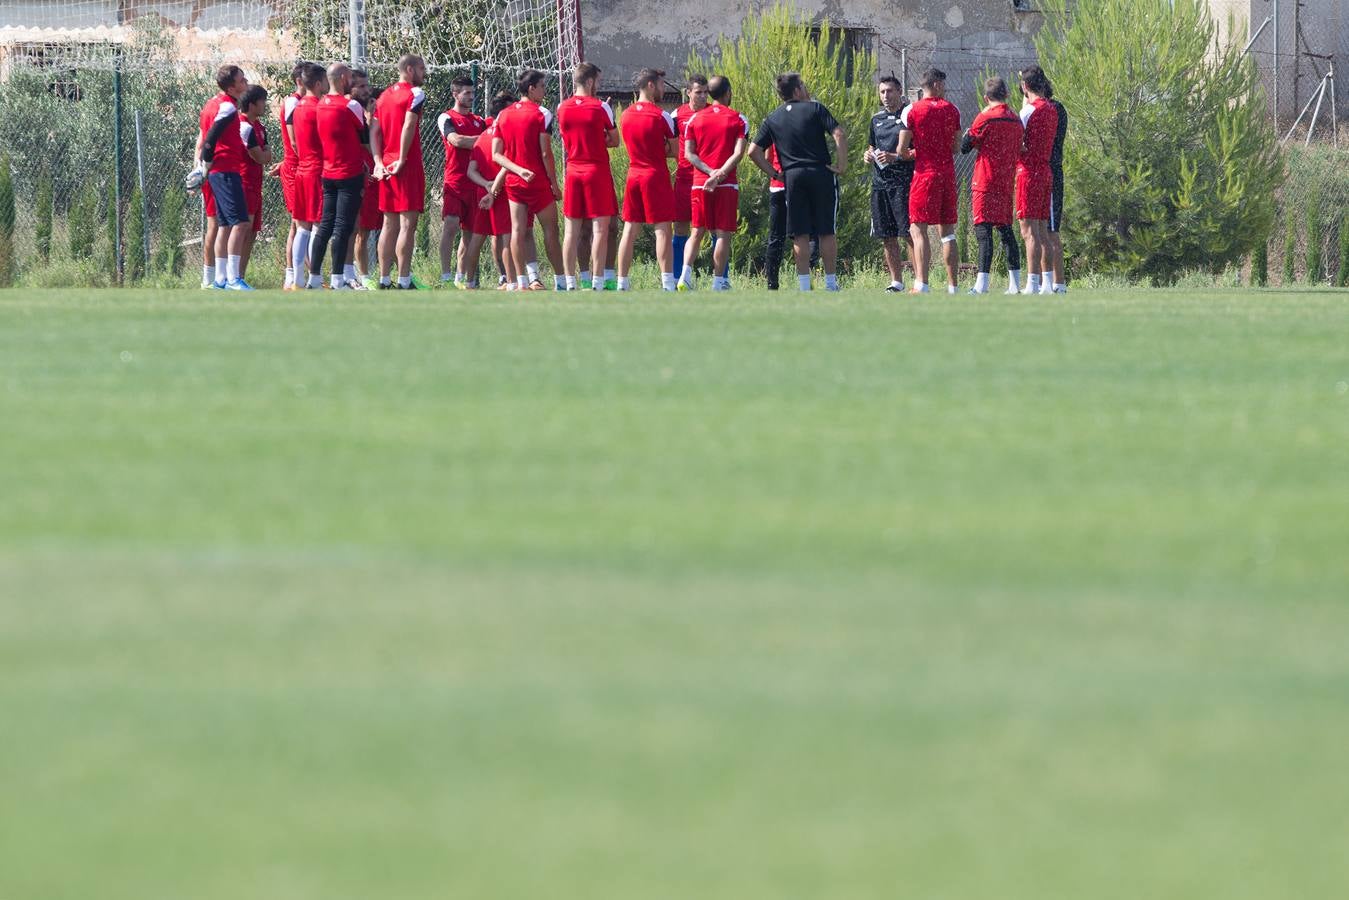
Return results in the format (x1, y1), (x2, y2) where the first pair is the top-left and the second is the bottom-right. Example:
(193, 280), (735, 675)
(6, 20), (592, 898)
(526, 280), (548, 291)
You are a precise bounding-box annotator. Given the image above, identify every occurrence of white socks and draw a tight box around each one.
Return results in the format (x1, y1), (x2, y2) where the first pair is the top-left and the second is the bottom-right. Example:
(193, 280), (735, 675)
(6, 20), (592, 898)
(591, 277), (604, 291)
(580, 269), (591, 285)
(344, 264), (357, 282)
(712, 276), (729, 291)
(292, 229), (311, 281)
(824, 274), (839, 291)
(602, 268), (615, 284)
(308, 273), (323, 289)
(330, 273), (344, 289)
(516, 275), (528, 288)
(564, 275), (577, 290)
(398, 275), (412, 288)
(678, 265), (694, 287)
(1008, 269), (1021, 292)
(526, 261), (540, 282)
(912, 281), (929, 293)
(1026, 274), (1040, 293)
(226, 255), (241, 282)
(203, 265), (214, 287)
(974, 272), (990, 293)
(660, 272), (675, 291)
(284, 266), (295, 288)
(889, 280), (904, 291)
(618, 276), (632, 291)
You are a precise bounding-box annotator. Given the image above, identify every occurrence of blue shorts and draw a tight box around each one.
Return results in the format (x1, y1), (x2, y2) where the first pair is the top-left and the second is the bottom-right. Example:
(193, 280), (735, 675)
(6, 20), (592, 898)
(206, 171), (249, 227)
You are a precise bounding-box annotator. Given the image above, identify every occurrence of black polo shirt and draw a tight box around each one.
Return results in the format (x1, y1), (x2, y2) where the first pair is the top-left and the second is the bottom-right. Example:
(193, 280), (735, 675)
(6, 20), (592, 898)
(1049, 99), (1068, 172)
(868, 102), (913, 188)
(753, 100), (840, 172)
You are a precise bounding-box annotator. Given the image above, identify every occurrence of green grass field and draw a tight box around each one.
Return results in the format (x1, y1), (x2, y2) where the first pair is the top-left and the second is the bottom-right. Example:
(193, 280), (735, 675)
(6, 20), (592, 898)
(3, 286), (1348, 898)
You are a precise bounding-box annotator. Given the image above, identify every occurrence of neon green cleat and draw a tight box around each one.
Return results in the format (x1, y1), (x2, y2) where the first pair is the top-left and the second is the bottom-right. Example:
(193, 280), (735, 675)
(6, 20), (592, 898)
(676, 280), (691, 292)
(410, 276), (432, 291)
(580, 278), (593, 290)
(604, 279), (618, 291)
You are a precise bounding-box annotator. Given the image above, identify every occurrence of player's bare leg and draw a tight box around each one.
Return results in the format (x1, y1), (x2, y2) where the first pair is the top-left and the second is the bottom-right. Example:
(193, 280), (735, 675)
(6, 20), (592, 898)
(1019, 219), (1045, 294)
(882, 236), (906, 290)
(508, 200), (542, 290)
(491, 234), (508, 287)
(587, 216), (611, 291)
(709, 229), (734, 291)
(562, 216), (583, 286)
(394, 211), (419, 286)
(439, 214), (460, 284)
(458, 230), (488, 287)
(535, 204), (566, 289)
(283, 219), (297, 288)
(939, 224), (959, 293)
(499, 241), (518, 289)
(202, 215), (218, 288)
(653, 223), (674, 291)
(677, 226), (706, 290)
(1046, 230), (1065, 291)
(616, 222), (639, 281)
(909, 223), (932, 292)
(239, 217), (259, 279)
(378, 211), (399, 283)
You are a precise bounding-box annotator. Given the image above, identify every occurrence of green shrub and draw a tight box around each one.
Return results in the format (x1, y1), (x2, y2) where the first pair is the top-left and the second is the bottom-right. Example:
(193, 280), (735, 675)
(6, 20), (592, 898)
(415, 211), (430, 260)
(0, 153), (15, 286)
(1338, 217), (1349, 288)
(125, 186), (146, 283)
(105, 191), (120, 282)
(69, 182), (99, 261)
(35, 170), (53, 263)
(686, 2), (879, 273)
(1304, 204), (1322, 283)
(153, 186), (185, 277)
(1282, 213), (1297, 285)
(1251, 237), (1268, 286)
(1037, 0), (1282, 282)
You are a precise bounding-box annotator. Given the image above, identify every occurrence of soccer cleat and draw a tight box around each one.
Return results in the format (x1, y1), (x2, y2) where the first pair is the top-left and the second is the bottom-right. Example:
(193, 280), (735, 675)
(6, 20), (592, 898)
(1039, 283), (1054, 295)
(282, 283), (300, 292)
(331, 281), (354, 291)
(1004, 287), (1021, 295)
(968, 287), (988, 295)
(345, 279), (368, 291)
(579, 278), (593, 290)
(497, 282), (511, 291)
(676, 280), (692, 292)
(947, 285), (958, 295)
(604, 279), (618, 291)
(883, 284), (905, 293)
(909, 285), (931, 294)
(1054, 285), (1069, 294)
(225, 279), (253, 291)
(527, 280), (548, 291)
(361, 276), (377, 290)
(410, 277), (432, 291)
(455, 280), (470, 291)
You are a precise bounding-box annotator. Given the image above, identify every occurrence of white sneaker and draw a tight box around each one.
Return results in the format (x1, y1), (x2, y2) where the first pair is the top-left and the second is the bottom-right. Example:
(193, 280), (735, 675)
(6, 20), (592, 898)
(947, 284), (958, 295)
(331, 281), (353, 291)
(346, 278), (368, 291)
(1054, 285), (1068, 294)
(968, 287), (988, 295)
(1039, 282), (1053, 295)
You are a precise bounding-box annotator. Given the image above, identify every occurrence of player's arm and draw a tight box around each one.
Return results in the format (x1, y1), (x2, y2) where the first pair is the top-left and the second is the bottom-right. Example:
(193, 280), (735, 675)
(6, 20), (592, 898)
(960, 123), (978, 155)
(662, 111), (678, 158)
(492, 135), (534, 181)
(707, 136), (747, 190)
(746, 143), (778, 180)
(281, 98), (298, 162)
(200, 103), (237, 165)
(466, 158), (494, 192)
(951, 123), (962, 156)
(863, 118), (877, 165)
(369, 116), (387, 178)
(437, 114), (476, 150)
(538, 129), (561, 199)
(389, 90), (424, 175)
(602, 101), (620, 149)
(897, 127), (915, 162)
(829, 126), (848, 176)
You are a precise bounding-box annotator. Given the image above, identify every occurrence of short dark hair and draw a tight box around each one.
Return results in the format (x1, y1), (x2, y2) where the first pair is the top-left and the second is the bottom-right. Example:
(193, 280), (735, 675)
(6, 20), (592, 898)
(920, 68), (945, 88)
(708, 75), (731, 101)
(635, 68), (666, 91)
(451, 75), (474, 92)
(776, 72), (803, 101)
(573, 61), (601, 85)
(351, 68), (368, 81)
(878, 75), (901, 90)
(983, 76), (1008, 102)
(518, 68), (547, 95)
(685, 73), (708, 88)
(301, 62), (326, 91)
(240, 85), (268, 111)
(215, 64), (244, 92)
(291, 60), (311, 84)
(488, 90), (516, 117)
(1020, 64), (1051, 97)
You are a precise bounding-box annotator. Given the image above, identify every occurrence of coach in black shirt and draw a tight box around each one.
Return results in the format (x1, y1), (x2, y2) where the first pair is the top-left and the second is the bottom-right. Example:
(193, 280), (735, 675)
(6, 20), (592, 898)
(748, 72), (848, 291)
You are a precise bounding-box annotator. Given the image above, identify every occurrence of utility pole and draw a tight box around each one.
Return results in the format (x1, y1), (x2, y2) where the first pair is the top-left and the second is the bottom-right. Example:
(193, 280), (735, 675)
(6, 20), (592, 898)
(349, 0), (366, 67)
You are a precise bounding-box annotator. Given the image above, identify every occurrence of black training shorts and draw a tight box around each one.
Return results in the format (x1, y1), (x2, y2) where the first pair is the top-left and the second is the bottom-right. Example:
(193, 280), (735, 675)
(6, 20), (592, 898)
(784, 166), (838, 238)
(1049, 166), (1064, 234)
(869, 180), (909, 238)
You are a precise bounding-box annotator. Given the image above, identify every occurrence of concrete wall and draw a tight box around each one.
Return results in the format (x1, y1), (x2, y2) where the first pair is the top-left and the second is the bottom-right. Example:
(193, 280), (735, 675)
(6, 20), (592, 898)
(1211, 0), (1345, 121)
(581, 0), (1043, 114)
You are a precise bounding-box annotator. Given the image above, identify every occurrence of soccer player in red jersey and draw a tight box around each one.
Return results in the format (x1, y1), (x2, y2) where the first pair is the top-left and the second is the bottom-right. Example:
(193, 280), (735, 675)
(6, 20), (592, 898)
(1017, 65), (1059, 295)
(960, 76), (1024, 295)
(436, 76), (486, 287)
(467, 91), (521, 290)
(375, 54), (428, 289)
(351, 75), (383, 289)
(670, 74), (708, 275)
(194, 64), (253, 289)
(494, 69), (565, 290)
(897, 67), (962, 293)
(677, 75), (748, 291)
(276, 61), (308, 289)
(237, 85), (272, 282)
(616, 67), (679, 291)
(310, 63), (371, 291)
(557, 62), (619, 291)
(287, 62), (328, 290)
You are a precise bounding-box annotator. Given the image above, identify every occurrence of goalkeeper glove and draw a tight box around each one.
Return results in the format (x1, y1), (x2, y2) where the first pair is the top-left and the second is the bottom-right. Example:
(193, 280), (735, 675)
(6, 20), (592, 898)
(184, 161), (207, 191)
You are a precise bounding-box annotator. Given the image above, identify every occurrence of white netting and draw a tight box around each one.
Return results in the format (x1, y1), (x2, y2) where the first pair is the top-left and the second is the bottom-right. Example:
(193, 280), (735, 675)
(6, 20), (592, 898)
(0, 0), (580, 73)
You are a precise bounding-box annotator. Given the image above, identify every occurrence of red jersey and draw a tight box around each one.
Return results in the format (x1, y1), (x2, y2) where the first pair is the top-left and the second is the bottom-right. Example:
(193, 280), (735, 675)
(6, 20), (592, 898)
(495, 98), (555, 189)
(316, 92), (368, 179)
(239, 114), (266, 195)
(967, 103), (1022, 195)
(1019, 98), (1058, 172)
(901, 97), (960, 175)
(684, 103), (748, 189)
(278, 91), (301, 171)
(557, 94), (616, 168)
(471, 126), (501, 182)
(291, 94), (323, 175)
(673, 102), (703, 179)
(199, 92), (247, 176)
(620, 100), (676, 171)
(766, 145), (785, 191)
(436, 107), (486, 184)
(374, 81), (426, 167)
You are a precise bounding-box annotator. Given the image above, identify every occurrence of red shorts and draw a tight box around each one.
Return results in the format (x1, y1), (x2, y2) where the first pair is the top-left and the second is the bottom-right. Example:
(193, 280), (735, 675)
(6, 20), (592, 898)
(622, 168), (675, 224)
(690, 185), (738, 232)
(505, 178), (556, 215)
(971, 189), (1013, 227)
(442, 177), (477, 221)
(359, 177), (382, 230)
(294, 170), (324, 223)
(280, 164), (297, 216)
(202, 179), (216, 218)
(379, 163), (426, 213)
(1016, 165), (1052, 221)
(909, 170), (958, 226)
(673, 172), (694, 223)
(246, 186), (263, 233)
(474, 193), (514, 236)
(562, 165), (618, 219)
